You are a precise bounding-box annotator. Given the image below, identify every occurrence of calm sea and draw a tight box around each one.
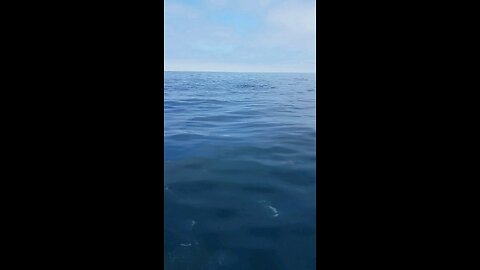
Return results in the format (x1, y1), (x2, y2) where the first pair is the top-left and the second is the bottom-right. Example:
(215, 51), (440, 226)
(164, 71), (316, 270)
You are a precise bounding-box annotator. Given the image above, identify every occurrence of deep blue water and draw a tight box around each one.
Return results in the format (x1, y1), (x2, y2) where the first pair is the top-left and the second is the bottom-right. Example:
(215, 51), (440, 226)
(164, 72), (316, 270)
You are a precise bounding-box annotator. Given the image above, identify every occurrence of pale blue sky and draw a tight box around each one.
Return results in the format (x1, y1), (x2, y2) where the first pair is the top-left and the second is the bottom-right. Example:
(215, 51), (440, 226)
(164, 0), (316, 73)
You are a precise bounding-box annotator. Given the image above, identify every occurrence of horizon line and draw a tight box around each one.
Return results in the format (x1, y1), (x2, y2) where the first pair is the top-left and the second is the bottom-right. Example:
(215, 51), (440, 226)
(164, 70), (316, 74)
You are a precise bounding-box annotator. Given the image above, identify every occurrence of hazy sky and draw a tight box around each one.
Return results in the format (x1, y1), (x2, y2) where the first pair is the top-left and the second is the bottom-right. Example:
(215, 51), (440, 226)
(164, 0), (316, 73)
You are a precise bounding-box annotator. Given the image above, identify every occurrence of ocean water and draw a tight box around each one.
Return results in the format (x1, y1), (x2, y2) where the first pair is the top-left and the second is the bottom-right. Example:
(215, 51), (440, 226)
(164, 72), (316, 270)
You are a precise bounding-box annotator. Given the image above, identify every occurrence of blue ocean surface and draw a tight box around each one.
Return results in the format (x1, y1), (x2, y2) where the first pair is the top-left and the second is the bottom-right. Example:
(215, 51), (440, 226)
(164, 72), (316, 270)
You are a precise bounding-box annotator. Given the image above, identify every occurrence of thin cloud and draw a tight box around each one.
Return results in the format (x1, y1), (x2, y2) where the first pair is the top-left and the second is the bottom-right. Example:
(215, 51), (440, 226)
(164, 0), (316, 73)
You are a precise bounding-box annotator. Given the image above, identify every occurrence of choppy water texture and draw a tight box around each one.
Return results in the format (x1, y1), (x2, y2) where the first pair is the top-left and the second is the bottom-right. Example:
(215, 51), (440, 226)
(164, 72), (316, 270)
